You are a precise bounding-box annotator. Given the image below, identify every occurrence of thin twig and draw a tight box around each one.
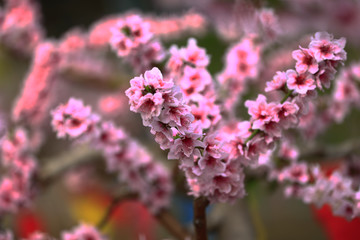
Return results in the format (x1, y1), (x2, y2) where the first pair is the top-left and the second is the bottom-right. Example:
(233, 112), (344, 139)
(97, 192), (138, 230)
(193, 196), (209, 240)
(156, 209), (192, 240)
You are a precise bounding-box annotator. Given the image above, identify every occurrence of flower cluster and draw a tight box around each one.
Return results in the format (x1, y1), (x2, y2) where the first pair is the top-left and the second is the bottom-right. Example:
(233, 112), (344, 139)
(51, 98), (172, 213)
(0, 127), (36, 214)
(241, 32), (360, 220)
(253, 32), (346, 144)
(126, 67), (245, 202)
(125, 32), (347, 205)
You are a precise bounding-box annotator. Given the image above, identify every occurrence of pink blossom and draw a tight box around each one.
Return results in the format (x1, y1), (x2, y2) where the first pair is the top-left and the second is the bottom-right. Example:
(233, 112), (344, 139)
(127, 40), (165, 73)
(168, 132), (205, 166)
(158, 105), (194, 137)
(277, 101), (299, 128)
(265, 71), (287, 92)
(51, 98), (94, 138)
(150, 120), (174, 150)
(278, 163), (309, 184)
(309, 32), (346, 62)
(334, 74), (360, 103)
(278, 141), (299, 161)
(316, 62), (337, 89)
(126, 68), (173, 121)
(226, 136), (246, 162)
(236, 121), (252, 139)
(110, 15), (153, 57)
(292, 48), (319, 74)
(93, 121), (125, 152)
(180, 66), (212, 94)
(167, 45), (183, 74)
(263, 121), (282, 138)
(143, 67), (173, 90)
(244, 136), (268, 164)
(180, 38), (209, 68)
(191, 103), (212, 130)
(245, 94), (279, 130)
(206, 161), (246, 203)
(197, 152), (227, 178)
(286, 69), (316, 94)
(221, 36), (260, 82)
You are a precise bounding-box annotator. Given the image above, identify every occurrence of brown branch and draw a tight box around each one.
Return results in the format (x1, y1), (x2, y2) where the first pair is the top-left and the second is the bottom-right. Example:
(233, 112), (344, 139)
(156, 209), (192, 240)
(97, 192), (139, 230)
(193, 196), (209, 240)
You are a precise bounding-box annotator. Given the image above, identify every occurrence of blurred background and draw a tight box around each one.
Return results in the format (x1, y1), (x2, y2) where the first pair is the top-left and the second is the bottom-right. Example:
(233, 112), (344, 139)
(1, 0), (360, 239)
